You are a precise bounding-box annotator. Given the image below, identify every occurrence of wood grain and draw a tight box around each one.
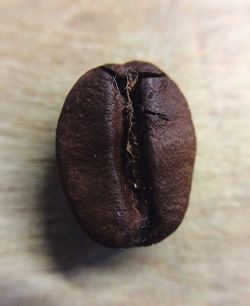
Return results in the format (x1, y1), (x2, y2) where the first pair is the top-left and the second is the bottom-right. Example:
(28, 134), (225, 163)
(1, 1), (250, 305)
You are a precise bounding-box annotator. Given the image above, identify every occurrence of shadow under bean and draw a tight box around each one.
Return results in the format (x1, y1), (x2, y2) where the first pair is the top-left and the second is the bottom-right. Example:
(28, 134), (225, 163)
(40, 155), (128, 277)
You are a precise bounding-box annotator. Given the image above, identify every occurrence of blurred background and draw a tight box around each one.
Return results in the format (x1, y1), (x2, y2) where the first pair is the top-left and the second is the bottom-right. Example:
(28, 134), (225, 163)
(0, 1), (249, 305)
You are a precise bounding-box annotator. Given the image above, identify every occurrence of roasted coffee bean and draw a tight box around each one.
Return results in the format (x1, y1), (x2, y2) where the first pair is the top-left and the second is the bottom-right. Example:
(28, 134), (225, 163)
(56, 61), (196, 248)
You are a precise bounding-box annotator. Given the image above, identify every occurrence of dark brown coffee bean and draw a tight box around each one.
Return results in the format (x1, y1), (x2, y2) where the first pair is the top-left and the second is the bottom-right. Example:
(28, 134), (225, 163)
(56, 61), (196, 248)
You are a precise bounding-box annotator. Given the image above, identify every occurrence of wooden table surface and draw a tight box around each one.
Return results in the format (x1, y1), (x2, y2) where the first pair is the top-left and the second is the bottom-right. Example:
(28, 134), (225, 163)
(1, 1), (250, 305)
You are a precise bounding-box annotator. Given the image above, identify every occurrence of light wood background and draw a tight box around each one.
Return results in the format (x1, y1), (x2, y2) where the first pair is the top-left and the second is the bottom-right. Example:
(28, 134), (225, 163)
(1, 1), (250, 305)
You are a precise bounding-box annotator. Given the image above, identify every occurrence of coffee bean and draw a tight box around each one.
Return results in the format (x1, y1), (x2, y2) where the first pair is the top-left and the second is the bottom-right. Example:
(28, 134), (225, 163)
(56, 61), (196, 248)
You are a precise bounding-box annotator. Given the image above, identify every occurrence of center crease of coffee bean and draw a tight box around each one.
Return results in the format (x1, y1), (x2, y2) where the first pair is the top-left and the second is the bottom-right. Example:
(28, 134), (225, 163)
(118, 71), (157, 237)
(101, 67), (169, 239)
